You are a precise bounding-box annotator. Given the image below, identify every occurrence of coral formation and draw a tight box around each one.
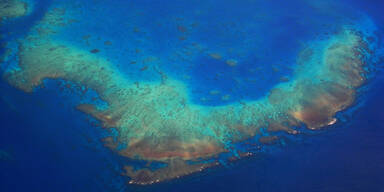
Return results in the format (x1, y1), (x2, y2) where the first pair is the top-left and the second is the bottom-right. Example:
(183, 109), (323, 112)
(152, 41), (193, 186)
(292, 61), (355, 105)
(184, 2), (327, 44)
(1, 0), (378, 185)
(0, 0), (28, 20)
(4, 28), (373, 184)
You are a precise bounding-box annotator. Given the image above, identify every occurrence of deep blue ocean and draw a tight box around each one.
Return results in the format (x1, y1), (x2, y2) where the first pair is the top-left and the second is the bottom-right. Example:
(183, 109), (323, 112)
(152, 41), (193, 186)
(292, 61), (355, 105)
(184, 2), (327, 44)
(1, 0), (384, 191)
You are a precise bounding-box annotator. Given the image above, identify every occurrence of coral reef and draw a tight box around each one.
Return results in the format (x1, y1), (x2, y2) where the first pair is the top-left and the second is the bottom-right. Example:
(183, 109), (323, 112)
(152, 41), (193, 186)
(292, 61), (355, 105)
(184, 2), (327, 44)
(1, 0), (377, 184)
(3, 28), (373, 184)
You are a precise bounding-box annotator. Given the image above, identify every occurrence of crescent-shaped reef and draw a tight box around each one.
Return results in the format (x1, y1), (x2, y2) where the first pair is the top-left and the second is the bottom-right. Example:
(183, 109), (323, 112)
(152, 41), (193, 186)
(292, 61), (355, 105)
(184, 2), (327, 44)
(1, 1), (380, 185)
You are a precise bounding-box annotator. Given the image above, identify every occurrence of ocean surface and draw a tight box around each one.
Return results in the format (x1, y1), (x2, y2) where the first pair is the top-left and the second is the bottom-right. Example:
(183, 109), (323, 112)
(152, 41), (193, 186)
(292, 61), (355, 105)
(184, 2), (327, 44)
(1, 0), (384, 191)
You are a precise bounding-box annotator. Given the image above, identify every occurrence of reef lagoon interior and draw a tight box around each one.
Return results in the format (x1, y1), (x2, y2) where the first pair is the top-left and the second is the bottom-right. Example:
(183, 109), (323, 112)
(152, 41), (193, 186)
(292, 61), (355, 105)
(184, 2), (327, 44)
(1, 0), (384, 191)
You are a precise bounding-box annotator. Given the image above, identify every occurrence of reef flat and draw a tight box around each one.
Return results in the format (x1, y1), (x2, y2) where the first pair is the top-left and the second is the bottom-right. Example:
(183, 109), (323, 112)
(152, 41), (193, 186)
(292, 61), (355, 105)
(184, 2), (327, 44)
(1, 0), (380, 185)
(0, 0), (28, 20)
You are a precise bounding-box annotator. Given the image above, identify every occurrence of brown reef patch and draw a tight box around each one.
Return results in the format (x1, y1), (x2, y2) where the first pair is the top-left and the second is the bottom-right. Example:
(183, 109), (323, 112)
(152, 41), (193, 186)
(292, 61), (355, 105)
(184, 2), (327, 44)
(291, 82), (355, 129)
(124, 158), (219, 185)
(119, 137), (225, 161)
(259, 136), (280, 145)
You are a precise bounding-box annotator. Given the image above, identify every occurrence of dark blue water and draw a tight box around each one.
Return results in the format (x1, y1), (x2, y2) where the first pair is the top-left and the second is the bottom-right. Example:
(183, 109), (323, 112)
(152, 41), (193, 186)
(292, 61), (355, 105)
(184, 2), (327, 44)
(1, 0), (384, 191)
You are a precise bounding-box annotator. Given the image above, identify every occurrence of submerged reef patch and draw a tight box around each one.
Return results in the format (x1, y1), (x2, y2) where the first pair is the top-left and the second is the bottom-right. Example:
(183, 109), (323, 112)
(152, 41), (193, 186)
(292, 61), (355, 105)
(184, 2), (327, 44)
(0, 0), (28, 20)
(0, 149), (12, 161)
